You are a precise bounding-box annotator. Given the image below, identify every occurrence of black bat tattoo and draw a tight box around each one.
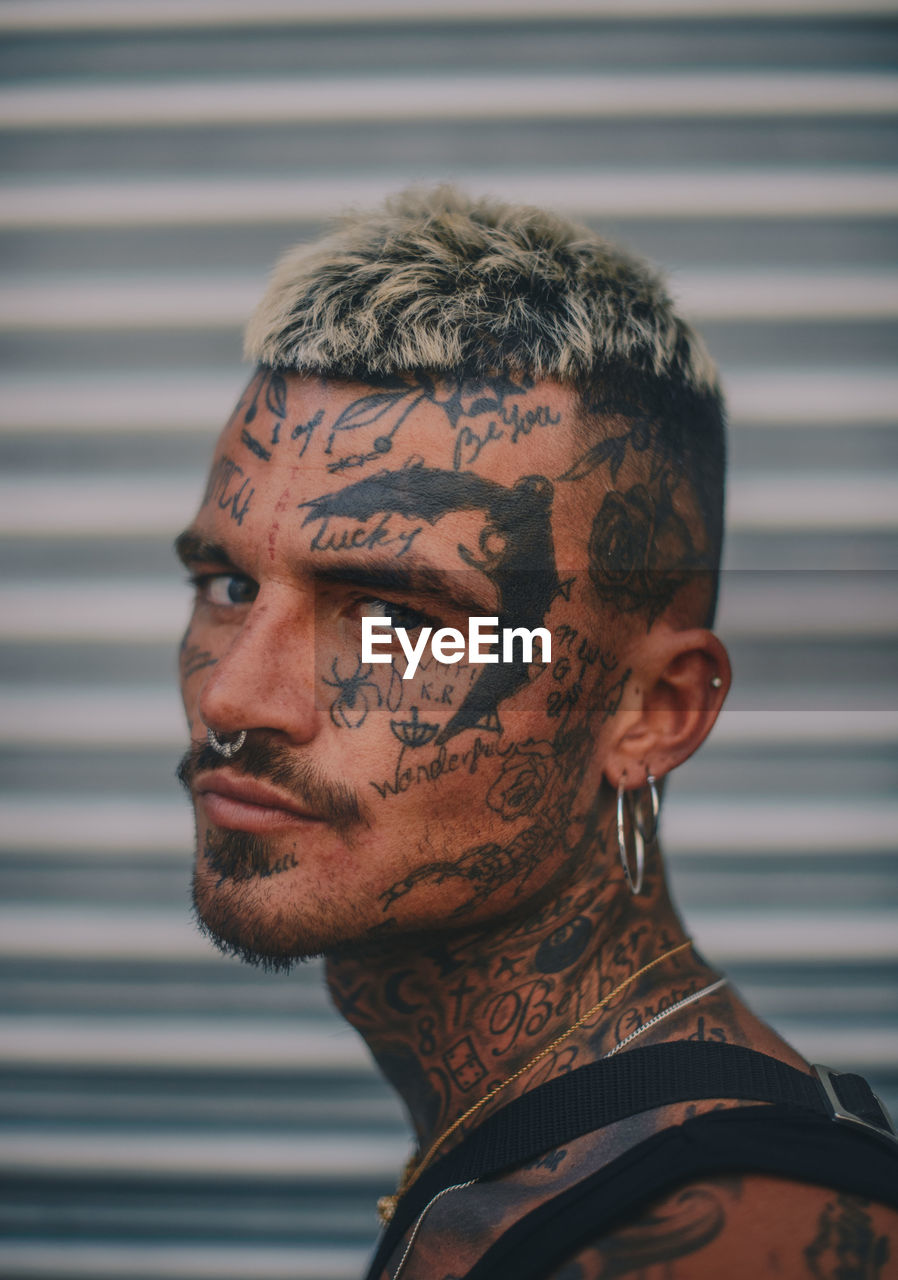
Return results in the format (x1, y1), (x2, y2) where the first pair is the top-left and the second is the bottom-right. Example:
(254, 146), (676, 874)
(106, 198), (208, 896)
(299, 464), (561, 743)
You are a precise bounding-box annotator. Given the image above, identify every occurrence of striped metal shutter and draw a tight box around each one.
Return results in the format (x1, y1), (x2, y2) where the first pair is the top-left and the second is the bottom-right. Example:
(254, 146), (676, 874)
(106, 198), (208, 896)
(1, 3), (895, 1277)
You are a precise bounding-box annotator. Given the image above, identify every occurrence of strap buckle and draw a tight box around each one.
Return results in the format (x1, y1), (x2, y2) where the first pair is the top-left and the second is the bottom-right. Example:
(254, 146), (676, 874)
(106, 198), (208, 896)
(812, 1064), (898, 1146)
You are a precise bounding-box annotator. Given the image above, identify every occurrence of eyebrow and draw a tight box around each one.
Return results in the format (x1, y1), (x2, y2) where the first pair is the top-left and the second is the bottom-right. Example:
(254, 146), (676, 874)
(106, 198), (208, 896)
(173, 532), (498, 615)
(173, 530), (240, 571)
(314, 561), (497, 616)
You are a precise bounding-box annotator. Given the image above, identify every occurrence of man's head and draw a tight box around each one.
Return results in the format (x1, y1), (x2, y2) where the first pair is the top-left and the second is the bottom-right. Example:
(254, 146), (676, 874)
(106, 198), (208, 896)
(176, 187), (730, 967)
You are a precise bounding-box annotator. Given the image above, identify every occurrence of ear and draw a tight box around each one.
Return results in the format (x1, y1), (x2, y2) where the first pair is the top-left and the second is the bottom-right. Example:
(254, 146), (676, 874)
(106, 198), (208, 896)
(602, 625), (730, 790)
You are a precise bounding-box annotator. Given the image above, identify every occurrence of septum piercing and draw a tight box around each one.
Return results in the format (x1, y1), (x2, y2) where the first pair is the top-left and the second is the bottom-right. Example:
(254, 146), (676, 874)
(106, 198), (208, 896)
(207, 727), (247, 758)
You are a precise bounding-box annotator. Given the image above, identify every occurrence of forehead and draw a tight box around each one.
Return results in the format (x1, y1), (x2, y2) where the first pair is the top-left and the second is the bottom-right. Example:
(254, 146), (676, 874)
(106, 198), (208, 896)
(219, 370), (580, 481)
(198, 371), (590, 564)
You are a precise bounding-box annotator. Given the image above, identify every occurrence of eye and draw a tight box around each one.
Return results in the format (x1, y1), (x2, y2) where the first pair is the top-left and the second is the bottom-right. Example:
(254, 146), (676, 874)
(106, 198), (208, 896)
(190, 573), (258, 607)
(359, 597), (433, 632)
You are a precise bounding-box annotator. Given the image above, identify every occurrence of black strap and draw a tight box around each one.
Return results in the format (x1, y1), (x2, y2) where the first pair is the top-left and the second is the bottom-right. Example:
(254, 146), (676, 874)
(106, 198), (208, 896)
(463, 1106), (898, 1280)
(366, 1041), (893, 1277)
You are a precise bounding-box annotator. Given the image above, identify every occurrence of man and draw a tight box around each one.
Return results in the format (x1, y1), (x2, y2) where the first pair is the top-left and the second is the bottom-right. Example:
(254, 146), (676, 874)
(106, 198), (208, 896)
(175, 189), (897, 1278)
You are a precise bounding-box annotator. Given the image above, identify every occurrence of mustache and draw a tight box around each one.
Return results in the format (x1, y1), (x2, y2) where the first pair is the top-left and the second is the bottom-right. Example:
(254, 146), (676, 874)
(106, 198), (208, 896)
(177, 737), (367, 833)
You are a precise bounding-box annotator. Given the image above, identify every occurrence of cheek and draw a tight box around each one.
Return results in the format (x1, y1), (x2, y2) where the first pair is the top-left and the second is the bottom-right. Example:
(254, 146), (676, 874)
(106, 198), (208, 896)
(317, 652), (397, 731)
(316, 638), (485, 742)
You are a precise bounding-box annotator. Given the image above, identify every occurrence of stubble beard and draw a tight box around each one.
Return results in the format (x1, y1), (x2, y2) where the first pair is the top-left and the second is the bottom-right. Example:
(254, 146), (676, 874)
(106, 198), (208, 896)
(191, 825), (379, 971)
(191, 857), (307, 972)
(189, 827), (301, 971)
(179, 738), (368, 970)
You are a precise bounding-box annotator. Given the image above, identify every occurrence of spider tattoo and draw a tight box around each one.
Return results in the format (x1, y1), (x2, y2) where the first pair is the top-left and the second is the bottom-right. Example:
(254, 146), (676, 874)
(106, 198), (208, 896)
(322, 656), (383, 729)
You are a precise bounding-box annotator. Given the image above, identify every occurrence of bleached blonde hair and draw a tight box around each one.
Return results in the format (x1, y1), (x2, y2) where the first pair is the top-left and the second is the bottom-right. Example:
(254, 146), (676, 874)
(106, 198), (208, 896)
(244, 185), (719, 399)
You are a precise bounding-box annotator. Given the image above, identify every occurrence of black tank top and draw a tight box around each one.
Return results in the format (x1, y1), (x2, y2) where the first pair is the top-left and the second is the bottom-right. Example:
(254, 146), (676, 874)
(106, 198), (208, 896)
(367, 1042), (898, 1280)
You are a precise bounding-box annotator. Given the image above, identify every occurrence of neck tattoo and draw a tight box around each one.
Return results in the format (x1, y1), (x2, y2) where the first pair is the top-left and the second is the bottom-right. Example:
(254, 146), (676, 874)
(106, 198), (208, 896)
(386, 971), (728, 1280)
(378, 937), (695, 1225)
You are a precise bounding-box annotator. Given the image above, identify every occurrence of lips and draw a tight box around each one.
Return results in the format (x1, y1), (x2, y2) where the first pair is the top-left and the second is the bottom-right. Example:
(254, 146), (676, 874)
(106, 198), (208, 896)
(195, 769), (323, 834)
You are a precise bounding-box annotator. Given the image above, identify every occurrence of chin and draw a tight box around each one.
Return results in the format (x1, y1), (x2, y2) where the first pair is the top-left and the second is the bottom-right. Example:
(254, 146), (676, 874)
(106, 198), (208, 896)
(190, 826), (370, 967)
(191, 893), (310, 971)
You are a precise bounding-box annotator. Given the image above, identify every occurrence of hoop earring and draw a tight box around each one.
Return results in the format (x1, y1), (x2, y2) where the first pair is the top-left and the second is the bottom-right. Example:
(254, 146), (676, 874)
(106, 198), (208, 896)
(633, 773), (660, 848)
(617, 778), (645, 896)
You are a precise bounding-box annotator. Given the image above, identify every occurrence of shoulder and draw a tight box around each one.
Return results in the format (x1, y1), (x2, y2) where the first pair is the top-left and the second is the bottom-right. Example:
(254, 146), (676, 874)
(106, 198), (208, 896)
(547, 1175), (898, 1280)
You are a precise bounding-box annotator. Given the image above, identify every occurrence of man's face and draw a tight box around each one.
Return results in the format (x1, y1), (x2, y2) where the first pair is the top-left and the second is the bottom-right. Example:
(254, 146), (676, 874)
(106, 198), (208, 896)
(177, 370), (642, 964)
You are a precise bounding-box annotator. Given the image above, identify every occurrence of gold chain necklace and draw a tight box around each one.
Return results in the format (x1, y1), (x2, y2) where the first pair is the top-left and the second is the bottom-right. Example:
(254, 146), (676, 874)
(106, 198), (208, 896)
(377, 937), (693, 1224)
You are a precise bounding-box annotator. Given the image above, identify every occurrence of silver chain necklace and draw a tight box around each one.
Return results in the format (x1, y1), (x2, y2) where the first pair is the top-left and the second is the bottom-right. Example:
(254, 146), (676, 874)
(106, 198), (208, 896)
(604, 976), (729, 1057)
(389, 975), (728, 1279)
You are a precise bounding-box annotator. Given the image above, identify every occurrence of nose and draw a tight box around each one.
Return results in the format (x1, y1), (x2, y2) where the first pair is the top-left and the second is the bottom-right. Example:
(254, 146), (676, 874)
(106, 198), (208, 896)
(197, 583), (321, 745)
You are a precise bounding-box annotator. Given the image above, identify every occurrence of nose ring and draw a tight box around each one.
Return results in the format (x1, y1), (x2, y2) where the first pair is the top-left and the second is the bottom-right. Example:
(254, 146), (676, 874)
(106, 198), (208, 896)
(207, 728), (247, 758)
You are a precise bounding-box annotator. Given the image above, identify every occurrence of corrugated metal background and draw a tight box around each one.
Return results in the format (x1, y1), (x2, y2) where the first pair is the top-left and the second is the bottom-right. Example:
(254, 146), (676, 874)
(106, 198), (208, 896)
(0, 2), (896, 1277)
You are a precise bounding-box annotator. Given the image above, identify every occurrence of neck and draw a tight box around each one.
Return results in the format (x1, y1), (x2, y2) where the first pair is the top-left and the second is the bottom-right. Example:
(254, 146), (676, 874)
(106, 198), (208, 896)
(324, 820), (708, 1157)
